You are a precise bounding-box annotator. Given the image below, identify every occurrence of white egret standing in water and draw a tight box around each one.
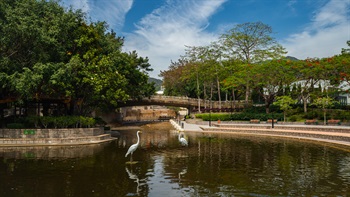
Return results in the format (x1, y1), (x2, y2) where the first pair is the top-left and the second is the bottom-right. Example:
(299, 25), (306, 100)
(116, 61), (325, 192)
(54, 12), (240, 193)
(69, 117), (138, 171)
(178, 132), (188, 146)
(125, 130), (142, 162)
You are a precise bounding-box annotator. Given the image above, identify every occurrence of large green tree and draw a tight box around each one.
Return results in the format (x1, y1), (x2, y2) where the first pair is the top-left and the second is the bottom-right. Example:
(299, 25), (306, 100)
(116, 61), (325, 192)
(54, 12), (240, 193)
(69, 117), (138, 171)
(254, 59), (296, 113)
(220, 22), (286, 106)
(0, 0), (154, 116)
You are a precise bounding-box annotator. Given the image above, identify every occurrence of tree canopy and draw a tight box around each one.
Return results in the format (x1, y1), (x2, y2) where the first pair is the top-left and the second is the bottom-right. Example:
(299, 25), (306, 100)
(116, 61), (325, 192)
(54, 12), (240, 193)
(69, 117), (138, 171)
(161, 21), (349, 114)
(0, 0), (155, 116)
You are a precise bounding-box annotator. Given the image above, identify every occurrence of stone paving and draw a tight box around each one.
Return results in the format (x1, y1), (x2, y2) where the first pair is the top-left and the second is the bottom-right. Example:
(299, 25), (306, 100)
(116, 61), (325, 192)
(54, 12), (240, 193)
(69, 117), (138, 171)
(175, 120), (350, 147)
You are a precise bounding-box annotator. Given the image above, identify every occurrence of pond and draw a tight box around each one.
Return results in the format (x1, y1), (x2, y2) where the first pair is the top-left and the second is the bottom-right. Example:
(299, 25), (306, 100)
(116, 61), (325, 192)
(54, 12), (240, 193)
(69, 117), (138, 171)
(1, 122), (350, 196)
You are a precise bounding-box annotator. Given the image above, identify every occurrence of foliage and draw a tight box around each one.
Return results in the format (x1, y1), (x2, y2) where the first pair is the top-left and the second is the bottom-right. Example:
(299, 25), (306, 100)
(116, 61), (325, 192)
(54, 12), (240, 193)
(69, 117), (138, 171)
(161, 21), (349, 118)
(274, 95), (296, 122)
(195, 112), (283, 121)
(220, 22), (287, 106)
(312, 97), (338, 125)
(253, 59), (296, 113)
(6, 123), (25, 129)
(24, 116), (97, 129)
(0, 0), (155, 117)
(194, 106), (350, 123)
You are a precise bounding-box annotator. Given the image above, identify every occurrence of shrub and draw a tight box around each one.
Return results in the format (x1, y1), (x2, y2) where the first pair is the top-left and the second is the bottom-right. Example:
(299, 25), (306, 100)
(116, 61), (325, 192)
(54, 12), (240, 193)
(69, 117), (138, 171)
(79, 116), (96, 128)
(94, 117), (107, 126)
(195, 112), (283, 121)
(40, 116), (52, 128)
(7, 123), (25, 129)
(288, 115), (299, 122)
(26, 116), (40, 128)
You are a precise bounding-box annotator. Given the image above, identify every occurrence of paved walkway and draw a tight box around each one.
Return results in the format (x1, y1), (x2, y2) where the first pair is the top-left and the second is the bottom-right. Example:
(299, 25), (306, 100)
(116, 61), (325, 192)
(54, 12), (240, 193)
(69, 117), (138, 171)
(174, 120), (350, 147)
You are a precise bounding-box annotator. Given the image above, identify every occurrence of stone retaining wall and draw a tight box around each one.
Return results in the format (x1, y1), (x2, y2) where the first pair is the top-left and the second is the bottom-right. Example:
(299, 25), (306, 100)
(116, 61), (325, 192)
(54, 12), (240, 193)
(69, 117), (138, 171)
(0, 134), (111, 146)
(202, 127), (350, 143)
(0, 127), (104, 139)
(213, 124), (350, 133)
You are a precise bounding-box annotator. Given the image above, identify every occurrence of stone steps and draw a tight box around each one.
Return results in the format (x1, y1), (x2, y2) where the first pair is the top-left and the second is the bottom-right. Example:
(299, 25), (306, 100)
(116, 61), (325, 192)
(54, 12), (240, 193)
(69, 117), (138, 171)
(201, 124), (350, 145)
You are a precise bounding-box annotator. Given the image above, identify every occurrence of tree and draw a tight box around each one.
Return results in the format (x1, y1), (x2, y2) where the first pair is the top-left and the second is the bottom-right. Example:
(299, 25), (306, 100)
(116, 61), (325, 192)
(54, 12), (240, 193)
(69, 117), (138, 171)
(312, 97), (337, 125)
(341, 40), (350, 55)
(274, 95), (296, 122)
(220, 22), (286, 106)
(0, 0), (154, 117)
(221, 59), (246, 109)
(336, 41), (350, 93)
(183, 45), (208, 111)
(254, 59), (296, 113)
(291, 58), (326, 113)
(204, 42), (226, 110)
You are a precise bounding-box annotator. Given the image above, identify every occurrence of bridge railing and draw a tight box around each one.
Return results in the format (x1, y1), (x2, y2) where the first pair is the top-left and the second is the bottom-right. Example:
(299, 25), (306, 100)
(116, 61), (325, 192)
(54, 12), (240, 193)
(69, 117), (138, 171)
(148, 95), (247, 109)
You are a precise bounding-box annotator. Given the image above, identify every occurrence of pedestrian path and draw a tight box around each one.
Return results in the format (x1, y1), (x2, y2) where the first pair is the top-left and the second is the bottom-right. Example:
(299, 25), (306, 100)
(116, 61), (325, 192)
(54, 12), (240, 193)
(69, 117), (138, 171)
(171, 120), (350, 147)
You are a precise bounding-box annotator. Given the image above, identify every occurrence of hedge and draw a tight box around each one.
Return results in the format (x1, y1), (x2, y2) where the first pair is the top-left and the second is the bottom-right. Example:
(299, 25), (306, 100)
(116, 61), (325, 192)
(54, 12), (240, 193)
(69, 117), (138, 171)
(21, 116), (97, 129)
(195, 112), (283, 121)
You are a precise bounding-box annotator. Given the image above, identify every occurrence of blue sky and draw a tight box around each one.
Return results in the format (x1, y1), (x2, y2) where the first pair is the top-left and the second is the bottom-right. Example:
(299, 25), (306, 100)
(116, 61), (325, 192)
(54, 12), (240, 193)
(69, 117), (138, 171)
(60, 0), (350, 79)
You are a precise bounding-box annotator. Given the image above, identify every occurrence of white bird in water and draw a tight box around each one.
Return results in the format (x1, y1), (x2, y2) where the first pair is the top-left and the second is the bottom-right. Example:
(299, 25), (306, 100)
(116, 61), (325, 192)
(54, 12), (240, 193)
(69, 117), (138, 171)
(178, 132), (188, 147)
(125, 130), (142, 162)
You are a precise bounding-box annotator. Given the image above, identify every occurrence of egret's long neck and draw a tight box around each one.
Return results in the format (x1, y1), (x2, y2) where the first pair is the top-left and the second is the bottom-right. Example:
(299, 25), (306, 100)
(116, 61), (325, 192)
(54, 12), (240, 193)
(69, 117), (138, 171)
(136, 132), (140, 145)
(178, 133), (181, 140)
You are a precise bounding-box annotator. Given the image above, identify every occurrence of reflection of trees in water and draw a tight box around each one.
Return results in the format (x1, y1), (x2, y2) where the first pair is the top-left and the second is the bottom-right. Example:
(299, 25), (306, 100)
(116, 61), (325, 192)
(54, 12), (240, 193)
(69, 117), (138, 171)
(162, 134), (350, 195)
(0, 144), (106, 159)
(117, 129), (175, 149)
(111, 126), (350, 196)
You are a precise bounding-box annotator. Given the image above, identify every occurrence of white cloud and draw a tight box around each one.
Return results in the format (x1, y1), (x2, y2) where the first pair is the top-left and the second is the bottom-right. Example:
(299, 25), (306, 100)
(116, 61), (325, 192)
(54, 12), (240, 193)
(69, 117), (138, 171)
(124, 0), (227, 78)
(60, 0), (133, 32)
(283, 0), (350, 59)
(61, 0), (90, 13)
(89, 0), (133, 31)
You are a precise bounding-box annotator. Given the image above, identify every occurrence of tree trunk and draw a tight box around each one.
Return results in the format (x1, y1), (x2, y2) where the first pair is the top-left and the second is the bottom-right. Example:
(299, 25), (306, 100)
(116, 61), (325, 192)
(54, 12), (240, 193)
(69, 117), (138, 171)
(196, 70), (201, 113)
(216, 76), (221, 110)
(203, 84), (207, 109)
(245, 83), (250, 107)
(302, 97), (308, 113)
(232, 88), (236, 109)
(265, 100), (270, 114)
(42, 103), (50, 116)
(69, 100), (75, 115)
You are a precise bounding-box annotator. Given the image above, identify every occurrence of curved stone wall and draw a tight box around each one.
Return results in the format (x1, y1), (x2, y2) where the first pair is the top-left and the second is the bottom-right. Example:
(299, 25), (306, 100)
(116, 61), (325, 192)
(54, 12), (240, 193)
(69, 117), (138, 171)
(0, 128), (104, 138)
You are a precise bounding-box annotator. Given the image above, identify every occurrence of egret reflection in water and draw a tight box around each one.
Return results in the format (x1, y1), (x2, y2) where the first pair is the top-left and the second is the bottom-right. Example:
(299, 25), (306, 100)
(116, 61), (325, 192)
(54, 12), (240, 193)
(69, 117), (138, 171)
(178, 168), (187, 182)
(125, 166), (140, 195)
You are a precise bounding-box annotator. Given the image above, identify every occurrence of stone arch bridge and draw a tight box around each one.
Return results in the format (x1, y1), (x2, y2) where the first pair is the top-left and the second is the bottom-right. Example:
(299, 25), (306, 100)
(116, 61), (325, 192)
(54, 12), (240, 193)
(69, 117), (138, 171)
(117, 95), (247, 113)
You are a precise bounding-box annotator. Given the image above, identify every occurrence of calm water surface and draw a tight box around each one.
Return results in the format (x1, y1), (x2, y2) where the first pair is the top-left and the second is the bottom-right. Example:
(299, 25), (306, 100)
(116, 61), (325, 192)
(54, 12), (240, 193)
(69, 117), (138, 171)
(1, 122), (350, 196)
